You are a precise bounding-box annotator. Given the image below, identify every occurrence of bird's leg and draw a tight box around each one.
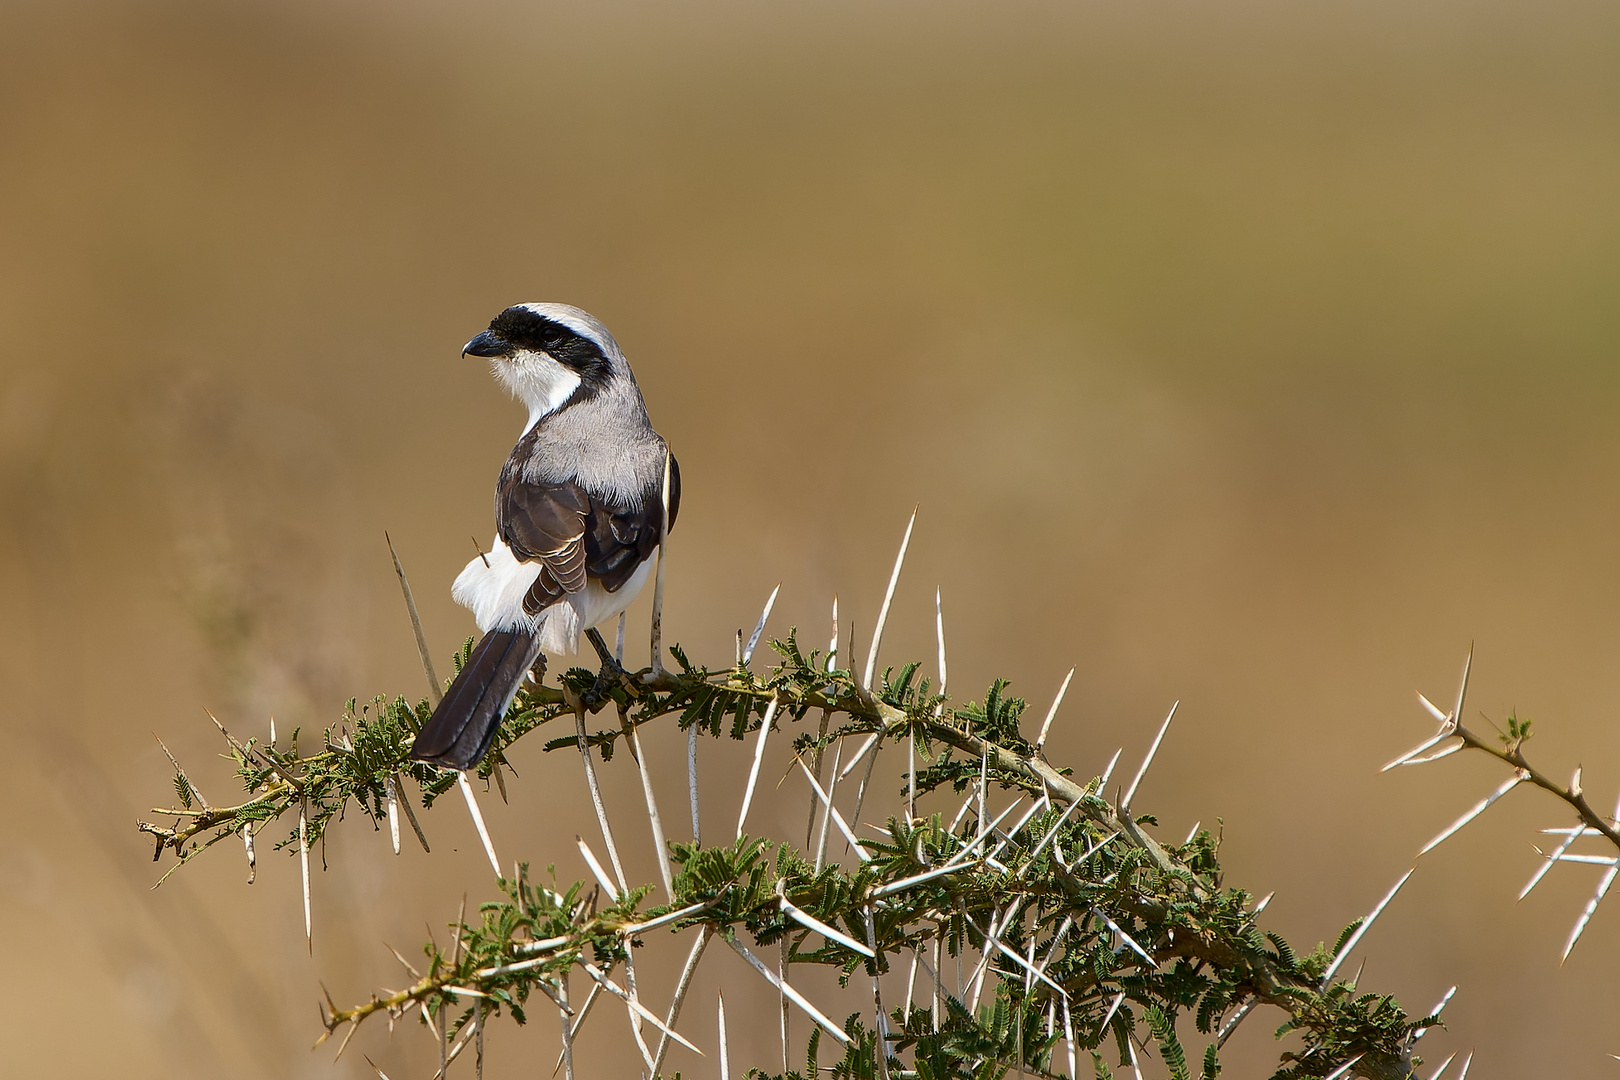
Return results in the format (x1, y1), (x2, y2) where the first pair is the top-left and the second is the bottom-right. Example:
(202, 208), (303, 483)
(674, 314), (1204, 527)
(582, 628), (629, 709)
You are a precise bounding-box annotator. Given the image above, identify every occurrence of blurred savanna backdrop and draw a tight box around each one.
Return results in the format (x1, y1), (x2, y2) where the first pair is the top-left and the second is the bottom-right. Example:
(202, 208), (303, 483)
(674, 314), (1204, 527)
(3, 0), (1620, 1075)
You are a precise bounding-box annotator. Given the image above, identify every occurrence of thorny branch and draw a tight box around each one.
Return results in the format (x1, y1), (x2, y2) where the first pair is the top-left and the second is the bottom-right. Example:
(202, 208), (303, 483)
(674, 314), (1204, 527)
(1391, 648), (1620, 962)
(139, 630), (1445, 1079)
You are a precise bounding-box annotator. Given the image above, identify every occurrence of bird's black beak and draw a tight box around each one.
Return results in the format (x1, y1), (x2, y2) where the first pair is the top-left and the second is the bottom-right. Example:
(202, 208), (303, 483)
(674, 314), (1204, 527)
(462, 330), (511, 358)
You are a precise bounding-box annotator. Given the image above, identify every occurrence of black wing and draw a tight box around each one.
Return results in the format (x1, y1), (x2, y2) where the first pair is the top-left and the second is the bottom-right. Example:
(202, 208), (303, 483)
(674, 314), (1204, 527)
(497, 455), (680, 617)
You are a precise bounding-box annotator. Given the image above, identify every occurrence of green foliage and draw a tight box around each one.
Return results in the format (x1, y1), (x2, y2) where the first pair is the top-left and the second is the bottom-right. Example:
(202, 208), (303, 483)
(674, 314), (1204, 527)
(1500, 710), (1533, 749)
(138, 633), (1428, 1080)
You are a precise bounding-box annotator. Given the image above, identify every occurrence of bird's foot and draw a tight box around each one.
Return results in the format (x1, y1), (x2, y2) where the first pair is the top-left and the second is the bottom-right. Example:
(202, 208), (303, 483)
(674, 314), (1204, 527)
(582, 628), (630, 709)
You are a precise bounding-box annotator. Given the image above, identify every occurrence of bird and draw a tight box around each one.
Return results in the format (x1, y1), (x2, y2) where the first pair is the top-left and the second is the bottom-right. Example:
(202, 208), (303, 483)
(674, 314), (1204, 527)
(410, 303), (680, 770)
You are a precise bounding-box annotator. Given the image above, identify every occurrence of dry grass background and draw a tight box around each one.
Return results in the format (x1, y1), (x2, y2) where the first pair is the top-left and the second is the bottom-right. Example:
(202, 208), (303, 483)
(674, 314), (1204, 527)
(2, 0), (1620, 1075)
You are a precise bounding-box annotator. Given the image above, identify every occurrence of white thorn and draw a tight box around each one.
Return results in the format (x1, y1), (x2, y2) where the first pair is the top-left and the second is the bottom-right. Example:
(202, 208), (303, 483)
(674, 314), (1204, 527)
(1323, 1055), (1365, 1080)
(780, 896), (875, 956)
(943, 800), (1023, 868)
(579, 961), (702, 1056)
(628, 725), (675, 901)
(1410, 985), (1457, 1044)
(829, 595), (840, 671)
(1562, 863), (1618, 962)
(1096, 910), (1154, 966)
(616, 902), (708, 938)
(962, 911), (1068, 998)
(737, 695), (780, 840)
(1396, 742), (1465, 767)
(687, 724), (700, 846)
(649, 928), (711, 1078)
(1035, 668), (1075, 751)
(1122, 702), (1178, 812)
(724, 935), (853, 1045)
(1017, 798), (1082, 875)
(935, 589), (947, 698)
(743, 584), (781, 666)
(1416, 691), (1449, 725)
(1098, 747), (1123, 789)
(1062, 998), (1078, 1080)
(1381, 731), (1454, 772)
(1451, 645), (1473, 733)
(838, 732), (881, 781)
(241, 823), (255, 885)
(1099, 990), (1126, 1035)
(717, 990), (730, 1080)
(1322, 868), (1415, 982)
(574, 710), (627, 890)
(863, 508), (916, 691)
(796, 757), (872, 861)
(1522, 827), (1583, 899)
(1425, 1051), (1458, 1080)
(385, 775), (401, 856)
(298, 798), (312, 951)
(1065, 829), (1120, 872)
(1418, 773), (1525, 857)
(813, 742), (842, 873)
(458, 771), (502, 877)
(869, 862), (974, 899)
(576, 836), (618, 896)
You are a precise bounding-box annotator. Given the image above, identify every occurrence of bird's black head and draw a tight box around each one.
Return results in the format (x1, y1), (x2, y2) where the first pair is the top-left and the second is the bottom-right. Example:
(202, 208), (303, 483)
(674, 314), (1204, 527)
(463, 305), (614, 390)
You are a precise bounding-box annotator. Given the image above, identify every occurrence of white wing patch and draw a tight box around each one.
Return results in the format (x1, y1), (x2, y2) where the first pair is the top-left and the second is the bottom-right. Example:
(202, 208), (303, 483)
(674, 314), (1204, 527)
(453, 536), (657, 656)
(452, 537), (542, 634)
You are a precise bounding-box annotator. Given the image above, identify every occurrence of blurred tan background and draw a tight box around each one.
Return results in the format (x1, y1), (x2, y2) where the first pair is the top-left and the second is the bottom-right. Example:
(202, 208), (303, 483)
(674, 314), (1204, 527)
(3, 0), (1619, 1075)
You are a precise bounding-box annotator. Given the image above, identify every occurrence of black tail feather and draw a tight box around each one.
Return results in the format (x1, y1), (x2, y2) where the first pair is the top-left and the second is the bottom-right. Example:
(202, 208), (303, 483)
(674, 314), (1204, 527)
(410, 629), (545, 770)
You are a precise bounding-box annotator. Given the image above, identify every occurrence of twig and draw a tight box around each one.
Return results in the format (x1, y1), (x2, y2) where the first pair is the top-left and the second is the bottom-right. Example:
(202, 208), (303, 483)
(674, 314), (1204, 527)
(386, 532), (442, 703)
(397, 776), (430, 853)
(154, 734), (209, 812)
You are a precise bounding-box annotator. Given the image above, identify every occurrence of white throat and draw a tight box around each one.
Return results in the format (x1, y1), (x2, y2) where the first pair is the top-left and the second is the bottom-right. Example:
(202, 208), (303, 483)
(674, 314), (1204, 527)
(494, 351), (583, 434)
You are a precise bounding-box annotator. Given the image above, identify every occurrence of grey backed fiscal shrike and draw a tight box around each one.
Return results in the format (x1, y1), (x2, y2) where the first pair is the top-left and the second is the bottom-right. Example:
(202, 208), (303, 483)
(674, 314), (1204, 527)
(410, 303), (680, 770)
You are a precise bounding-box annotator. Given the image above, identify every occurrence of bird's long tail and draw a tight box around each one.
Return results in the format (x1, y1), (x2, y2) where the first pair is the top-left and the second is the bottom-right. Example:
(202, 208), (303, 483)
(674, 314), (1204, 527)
(410, 628), (545, 770)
